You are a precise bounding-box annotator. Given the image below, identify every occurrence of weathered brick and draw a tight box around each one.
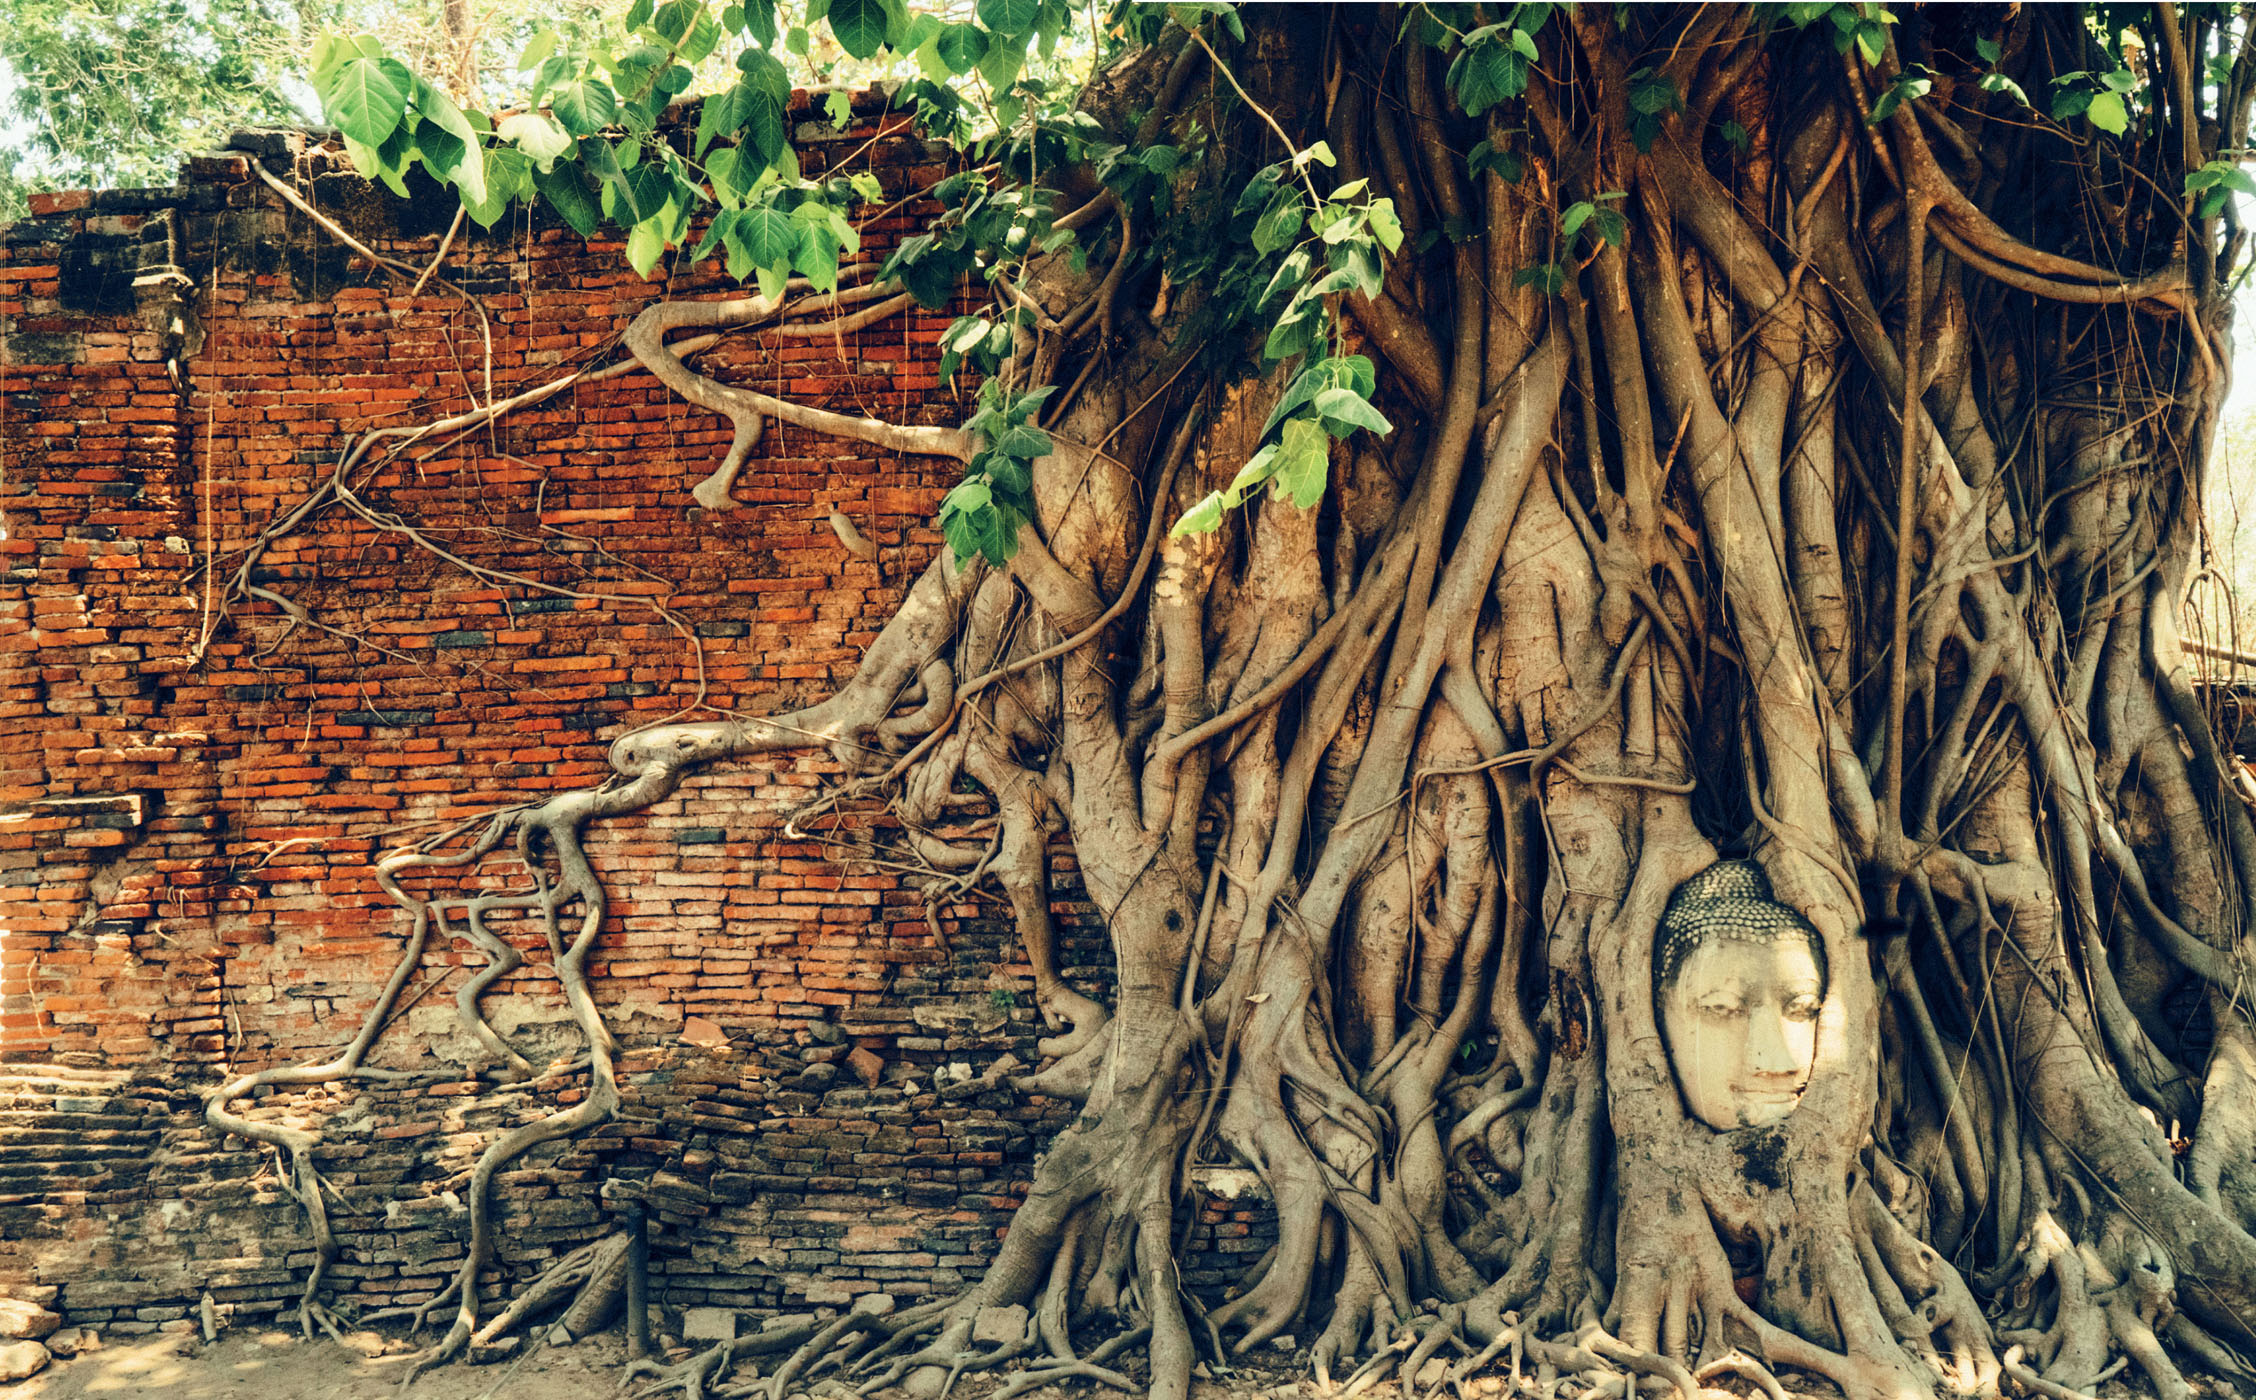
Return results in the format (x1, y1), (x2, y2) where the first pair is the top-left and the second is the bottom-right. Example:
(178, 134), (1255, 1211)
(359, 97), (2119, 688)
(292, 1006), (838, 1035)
(0, 101), (1175, 1335)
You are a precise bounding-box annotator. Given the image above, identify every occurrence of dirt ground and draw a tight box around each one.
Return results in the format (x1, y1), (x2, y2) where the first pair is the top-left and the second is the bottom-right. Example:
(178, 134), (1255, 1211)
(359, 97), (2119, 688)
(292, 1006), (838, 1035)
(9, 1329), (2215, 1400)
(7, 1327), (1316, 1400)
(12, 1328), (637, 1399)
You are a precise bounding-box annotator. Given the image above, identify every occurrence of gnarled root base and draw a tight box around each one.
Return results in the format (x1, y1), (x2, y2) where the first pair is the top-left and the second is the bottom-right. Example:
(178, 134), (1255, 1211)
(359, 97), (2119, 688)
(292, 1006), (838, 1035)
(192, 9), (2256, 1400)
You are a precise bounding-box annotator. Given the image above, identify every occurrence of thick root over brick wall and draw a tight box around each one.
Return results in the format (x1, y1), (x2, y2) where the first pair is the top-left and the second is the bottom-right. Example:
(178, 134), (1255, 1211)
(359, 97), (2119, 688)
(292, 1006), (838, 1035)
(198, 7), (2256, 1400)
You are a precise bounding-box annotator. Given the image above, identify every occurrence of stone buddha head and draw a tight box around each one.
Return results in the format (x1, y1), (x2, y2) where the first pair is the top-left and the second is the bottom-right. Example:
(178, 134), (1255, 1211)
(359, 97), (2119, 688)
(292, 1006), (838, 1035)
(1655, 861), (1828, 1132)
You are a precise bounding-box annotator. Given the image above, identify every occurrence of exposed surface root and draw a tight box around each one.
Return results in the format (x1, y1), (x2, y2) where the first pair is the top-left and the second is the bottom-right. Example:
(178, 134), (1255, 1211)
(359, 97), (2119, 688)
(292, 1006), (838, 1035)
(195, 9), (2256, 1400)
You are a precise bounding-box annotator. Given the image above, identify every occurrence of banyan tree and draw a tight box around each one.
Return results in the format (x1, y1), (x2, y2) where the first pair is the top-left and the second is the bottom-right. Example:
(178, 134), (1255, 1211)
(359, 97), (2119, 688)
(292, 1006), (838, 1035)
(192, 4), (2256, 1399)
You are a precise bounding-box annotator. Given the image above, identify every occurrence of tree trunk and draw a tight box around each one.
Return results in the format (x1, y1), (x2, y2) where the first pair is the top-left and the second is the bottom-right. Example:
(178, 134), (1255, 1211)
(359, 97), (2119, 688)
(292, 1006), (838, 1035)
(211, 6), (2256, 1399)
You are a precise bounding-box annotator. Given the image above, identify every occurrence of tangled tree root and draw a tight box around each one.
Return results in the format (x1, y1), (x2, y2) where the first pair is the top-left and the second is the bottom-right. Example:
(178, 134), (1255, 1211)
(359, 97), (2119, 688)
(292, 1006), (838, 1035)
(610, 1297), (1152, 1400)
(204, 747), (724, 1363)
(190, 10), (2256, 1400)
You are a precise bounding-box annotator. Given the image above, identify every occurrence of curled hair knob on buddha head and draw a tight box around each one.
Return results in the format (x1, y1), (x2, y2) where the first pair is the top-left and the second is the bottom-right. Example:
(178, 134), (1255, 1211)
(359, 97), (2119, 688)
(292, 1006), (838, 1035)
(1654, 859), (1830, 1132)
(1654, 859), (1829, 993)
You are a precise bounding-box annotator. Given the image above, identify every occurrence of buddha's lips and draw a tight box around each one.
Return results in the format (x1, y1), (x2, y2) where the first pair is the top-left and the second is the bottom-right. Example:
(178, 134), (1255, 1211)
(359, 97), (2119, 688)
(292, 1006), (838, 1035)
(1735, 1088), (1803, 1107)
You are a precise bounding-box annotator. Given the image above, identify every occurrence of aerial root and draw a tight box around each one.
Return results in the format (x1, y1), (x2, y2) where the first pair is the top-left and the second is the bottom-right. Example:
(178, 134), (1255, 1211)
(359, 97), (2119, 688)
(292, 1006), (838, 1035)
(850, 1311), (991, 1399)
(1987, 1207), (2204, 1400)
(1544, 1325), (1698, 1400)
(863, 1315), (1154, 1400)
(207, 791), (639, 1371)
(1399, 1302), (1466, 1395)
(2163, 1315), (2256, 1390)
(1337, 1337), (1408, 1398)
(1851, 1187), (1998, 1394)
(550, 1232), (634, 1345)
(723, 1293), (1177, 1400)
(1183, 1293), (1232, 1378)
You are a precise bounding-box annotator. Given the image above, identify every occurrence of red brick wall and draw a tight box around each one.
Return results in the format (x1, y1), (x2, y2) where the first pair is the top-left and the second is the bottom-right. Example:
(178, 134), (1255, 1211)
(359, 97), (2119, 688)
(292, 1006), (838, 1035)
(0, 101), (1253, 1336)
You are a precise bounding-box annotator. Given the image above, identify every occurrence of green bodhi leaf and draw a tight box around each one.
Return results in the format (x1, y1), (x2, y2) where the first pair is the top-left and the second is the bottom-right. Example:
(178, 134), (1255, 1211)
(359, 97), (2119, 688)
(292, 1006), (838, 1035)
(324, 54), (410, 148)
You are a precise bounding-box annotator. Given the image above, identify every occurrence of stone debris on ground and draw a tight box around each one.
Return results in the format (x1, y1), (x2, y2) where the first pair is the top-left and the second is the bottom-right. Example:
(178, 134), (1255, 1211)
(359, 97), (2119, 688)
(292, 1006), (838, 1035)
(0, 1303), (59, 1343)
(970, 1303), (1028, 1346)
(681, 1307), (738, 1342)
(39, 1330), (93, 1360)
(0, 1340), (48, 1382)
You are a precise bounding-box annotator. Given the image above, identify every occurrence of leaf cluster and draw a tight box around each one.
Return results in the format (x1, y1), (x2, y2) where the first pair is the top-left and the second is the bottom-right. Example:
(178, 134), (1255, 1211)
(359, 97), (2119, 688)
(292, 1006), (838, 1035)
(1171, 355), (1391, 537)
(942, 382), (1057, 565)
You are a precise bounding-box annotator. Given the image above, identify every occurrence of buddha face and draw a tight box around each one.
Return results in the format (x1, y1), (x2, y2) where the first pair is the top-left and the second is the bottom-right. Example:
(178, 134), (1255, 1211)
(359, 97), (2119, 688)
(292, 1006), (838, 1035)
(1653, 861), (1828, 1132)
(1660, 935), (1824, 1131)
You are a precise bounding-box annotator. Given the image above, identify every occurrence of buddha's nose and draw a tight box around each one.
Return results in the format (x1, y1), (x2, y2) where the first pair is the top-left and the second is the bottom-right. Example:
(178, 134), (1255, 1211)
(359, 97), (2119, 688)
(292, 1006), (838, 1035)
(1746, 1006), (1801, 1076)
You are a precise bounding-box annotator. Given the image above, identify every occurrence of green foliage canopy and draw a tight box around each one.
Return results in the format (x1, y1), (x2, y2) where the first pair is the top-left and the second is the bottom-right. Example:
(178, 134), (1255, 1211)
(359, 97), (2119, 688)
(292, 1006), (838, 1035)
(10, 0), (2224, 557)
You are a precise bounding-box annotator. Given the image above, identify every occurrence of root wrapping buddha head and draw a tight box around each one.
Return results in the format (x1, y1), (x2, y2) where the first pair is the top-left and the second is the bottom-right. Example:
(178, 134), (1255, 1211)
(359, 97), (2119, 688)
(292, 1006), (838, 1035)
(1655, 860), (1828, 1131)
